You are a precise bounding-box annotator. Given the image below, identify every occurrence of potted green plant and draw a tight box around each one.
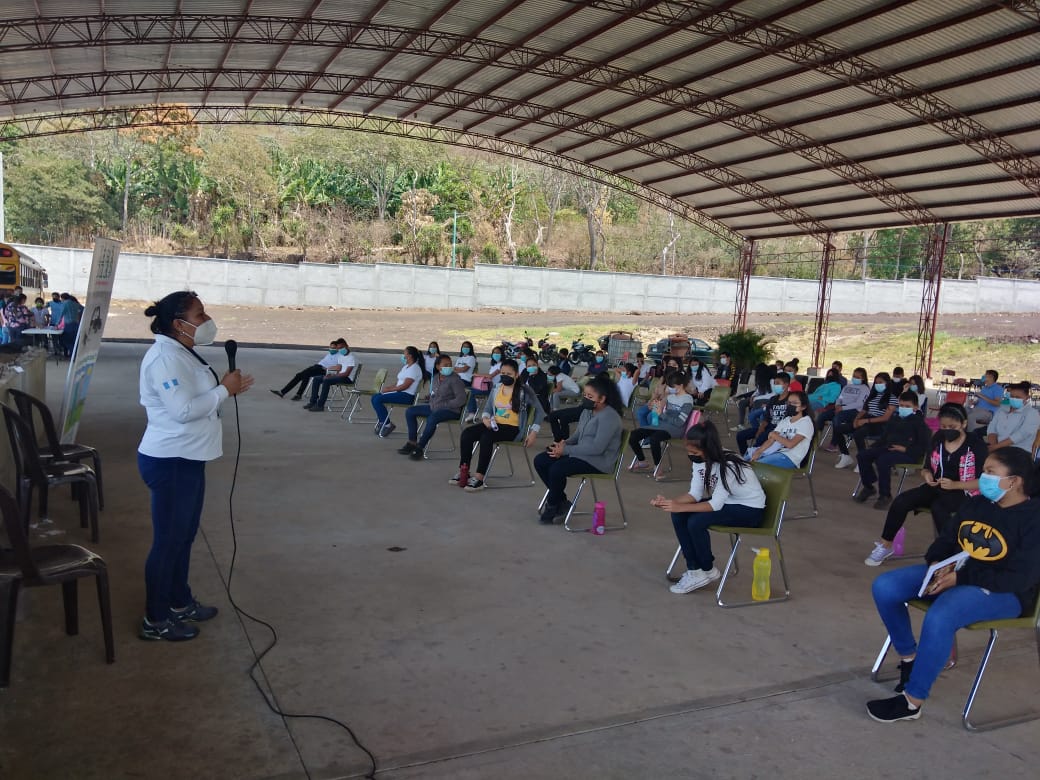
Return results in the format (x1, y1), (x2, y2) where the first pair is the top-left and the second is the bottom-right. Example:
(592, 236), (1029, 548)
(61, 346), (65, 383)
(715, 329), (774, 375)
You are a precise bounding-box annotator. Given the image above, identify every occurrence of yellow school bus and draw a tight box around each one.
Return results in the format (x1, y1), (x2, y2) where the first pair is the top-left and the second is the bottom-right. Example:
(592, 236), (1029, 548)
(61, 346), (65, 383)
(0, 243), (48, 296)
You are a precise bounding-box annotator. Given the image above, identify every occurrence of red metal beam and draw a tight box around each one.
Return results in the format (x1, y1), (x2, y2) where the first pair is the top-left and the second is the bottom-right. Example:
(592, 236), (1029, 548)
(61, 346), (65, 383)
(914, 224), (952, 380)
(732, 239), (755, 332)
(811, 237), (835, 370)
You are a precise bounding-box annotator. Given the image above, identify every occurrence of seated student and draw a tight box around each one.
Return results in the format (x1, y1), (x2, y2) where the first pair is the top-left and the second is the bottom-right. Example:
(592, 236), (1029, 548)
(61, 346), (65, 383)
(636, 367), (680, 427)
(523, 356), (551, 414)
(834, 372), (897, 469)
(714, 351), (733, 382)
(548, 365), (581, 411)
(614, 362), (638, 408)
(556, 348), (574, 377)
(864, 403), (987, 566)
(271, 338), (346, 400)
(304, 341), (358, 411)
(534, 374), (624, 524)
(451, 359), (541, 492)
(747, 391), (814, 469)
(987, 380), (1040, 454)
(651, 421), (766, 594)
(454, 341), (477, 387)
(890, 366), (907, 395)
(398, 354), (469, 460)
(732, 362), (776, 430)
(830, 360), (848, 388)
(783, 362), (803, 392)
(628, 372), (695, 474)
(371, 346), (425, 436)
(586, 349), (609, 376)
(855, 390), (932, 510)
(821, 366), (870, 452)
(735, 372), (792, 455)
(808, 368), (843, 412)
(865, 447), (1040, 723)
(465, 344), (504, 421)
(635, 352), (654, 386)
(906, 374), (928, 416)
(686, 357), (716, 403)
(968, 369), (1005, 432)
(423, 342), (442, 377)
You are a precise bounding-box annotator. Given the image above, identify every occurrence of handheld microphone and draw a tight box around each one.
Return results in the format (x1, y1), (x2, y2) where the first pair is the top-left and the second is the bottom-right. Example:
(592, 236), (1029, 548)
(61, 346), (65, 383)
(225, 339), (238, 372)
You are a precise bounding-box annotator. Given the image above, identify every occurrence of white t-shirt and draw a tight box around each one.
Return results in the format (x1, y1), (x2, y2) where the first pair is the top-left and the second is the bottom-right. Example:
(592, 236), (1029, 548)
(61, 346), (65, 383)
(397, 362), (424, 396)
(689, 460), (767, 511)
(455, 354), (477, 383)
(423, 352), (439, 375)
(836, 383), (870, 411)
(327, 352), (357, 376)
(772, 415), (816, 467)
(138, 334), (229, 461)
(637, 362), (653, 380)
(616, 374), (636, 406)
(318, 351), (341, 370)
(687, 368), (716, 395)
(556, 373), (580, 394)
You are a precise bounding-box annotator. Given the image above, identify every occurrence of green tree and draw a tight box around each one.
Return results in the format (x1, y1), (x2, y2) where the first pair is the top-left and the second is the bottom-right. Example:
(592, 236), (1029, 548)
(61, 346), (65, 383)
(5, 154), (116, 243)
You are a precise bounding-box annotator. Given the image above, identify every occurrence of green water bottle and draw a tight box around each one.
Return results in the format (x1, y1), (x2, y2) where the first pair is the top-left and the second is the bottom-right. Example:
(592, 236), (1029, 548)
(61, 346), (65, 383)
(751, 548), (772, 601)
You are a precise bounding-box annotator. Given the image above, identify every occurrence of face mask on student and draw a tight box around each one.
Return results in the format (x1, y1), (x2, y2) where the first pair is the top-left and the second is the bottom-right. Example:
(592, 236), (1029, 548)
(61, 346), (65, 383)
(874, 382), (886, 392)
(400, 355), (407, 364)
(786, 405), (799, 417)
(940, 428), (961, 442)
(1009, 397), (1025, 410)
(851, 377), (863, 385)
(340, 348), (349, 356)
(581, 397), (596, 410)
(667, 387), (679, 395)
(439, 366), (453, 377)
(499, 375), (515, 386)
(595, 355), (604, 362)
(896, 406), (914, 418)
(428, 348), (437, 356)
(461, 347), (471, 355)
(328, 348), (338, 355)
(527, 366), (538, 375)
(978, 473), (1009, 503)
(179, 318), (217, 346)
(770, 383), (783, 394)
(491, 353), (502, 362)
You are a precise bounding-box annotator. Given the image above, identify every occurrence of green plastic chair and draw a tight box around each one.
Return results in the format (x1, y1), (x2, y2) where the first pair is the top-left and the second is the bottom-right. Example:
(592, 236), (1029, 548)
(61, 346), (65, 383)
(665, 461), (794, 607)
(871, 593), (1040, 731)
(538, 429), (630, 533)
(325, 363), (362, 412)
(695, 385), (731, 425)
(420, 391), (471, 459)
(343, 368), (388, 422)
(483, 419), (538, 489)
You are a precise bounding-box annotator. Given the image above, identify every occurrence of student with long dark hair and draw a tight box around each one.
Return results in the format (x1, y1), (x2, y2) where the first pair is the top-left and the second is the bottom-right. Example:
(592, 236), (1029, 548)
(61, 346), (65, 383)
(866, 447), (1040, 722)
(371, 345), (424, 437)
(451, 359), (541, 492)
(748, 390), (815, 469)
(534, 374), (624, 524)
(651, 421), (766, 594)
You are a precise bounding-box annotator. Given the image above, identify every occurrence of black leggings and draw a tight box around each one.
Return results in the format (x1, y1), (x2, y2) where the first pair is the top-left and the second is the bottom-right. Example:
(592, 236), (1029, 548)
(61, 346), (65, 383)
(881, 483), (968, 542)
(459, 423), (520, 475)
(548, 406), (583, 441)
(629, 428), (671, 465)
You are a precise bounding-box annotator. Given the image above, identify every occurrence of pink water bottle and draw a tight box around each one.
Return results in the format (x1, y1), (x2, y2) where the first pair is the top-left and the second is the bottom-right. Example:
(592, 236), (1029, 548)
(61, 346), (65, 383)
(892, 527), (906, 557)
(591, 502), (606, 535)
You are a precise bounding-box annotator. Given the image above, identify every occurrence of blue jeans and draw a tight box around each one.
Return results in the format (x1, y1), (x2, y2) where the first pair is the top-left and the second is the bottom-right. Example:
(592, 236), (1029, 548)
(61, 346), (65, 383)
(533, 452), (600, 506)
(636, 404), (652, 427)
(138, 454), (206, 623)
(756, 451), (798, 468)
(371, 391), (414, 424)
(872, 564), (1022, 700)
(406, 406), (459, 447)
(672, 503), (764, 571)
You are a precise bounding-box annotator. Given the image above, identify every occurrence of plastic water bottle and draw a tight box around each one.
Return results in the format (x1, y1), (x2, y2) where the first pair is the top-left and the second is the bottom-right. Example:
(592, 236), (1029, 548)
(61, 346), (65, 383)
(650, 410), (660, 426)
(591, 502), (606, 535)
(490, 416), (499, 431)
(751, 548), (772, 601)
(458, 463), (469, 488)
(892, 527), (906, 557)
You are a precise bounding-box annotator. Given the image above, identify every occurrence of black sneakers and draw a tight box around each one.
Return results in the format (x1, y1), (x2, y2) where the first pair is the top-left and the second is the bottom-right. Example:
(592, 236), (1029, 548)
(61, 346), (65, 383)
(140, 618), (199, 642)
(854, 485), (876, 503)
(867, 694), (922, 723)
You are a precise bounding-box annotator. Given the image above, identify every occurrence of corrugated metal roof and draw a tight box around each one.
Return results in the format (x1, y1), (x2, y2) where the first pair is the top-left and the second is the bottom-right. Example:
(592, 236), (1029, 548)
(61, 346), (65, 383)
(0, 0), (1035, 242)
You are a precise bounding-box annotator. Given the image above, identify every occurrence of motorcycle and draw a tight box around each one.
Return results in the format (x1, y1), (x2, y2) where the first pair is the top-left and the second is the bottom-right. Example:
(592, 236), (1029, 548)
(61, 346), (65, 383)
(570, 333), (596, 365)
(500, 331), (534, 360)
(537, 333), (558, 364)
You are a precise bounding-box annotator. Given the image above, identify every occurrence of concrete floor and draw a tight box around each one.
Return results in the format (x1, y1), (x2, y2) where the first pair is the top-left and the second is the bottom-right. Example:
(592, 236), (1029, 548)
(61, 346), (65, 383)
(1, 343), (1038, 779)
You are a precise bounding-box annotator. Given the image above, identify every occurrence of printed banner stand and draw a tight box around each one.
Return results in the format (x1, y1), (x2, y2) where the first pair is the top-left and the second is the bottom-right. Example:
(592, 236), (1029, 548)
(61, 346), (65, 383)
(60, 237), (121, 444)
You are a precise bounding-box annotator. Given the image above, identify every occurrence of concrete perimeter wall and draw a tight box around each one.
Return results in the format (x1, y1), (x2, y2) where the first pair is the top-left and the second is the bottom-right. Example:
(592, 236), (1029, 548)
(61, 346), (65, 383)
(20, 243), (1040, 315)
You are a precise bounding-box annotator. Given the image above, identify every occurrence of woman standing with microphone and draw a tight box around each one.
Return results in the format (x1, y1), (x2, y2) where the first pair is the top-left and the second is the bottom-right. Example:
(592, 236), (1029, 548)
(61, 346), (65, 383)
(138, 291), (253, 641)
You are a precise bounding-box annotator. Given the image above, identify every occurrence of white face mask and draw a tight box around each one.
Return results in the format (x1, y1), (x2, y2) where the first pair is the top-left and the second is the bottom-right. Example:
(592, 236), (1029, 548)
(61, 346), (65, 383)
(179, 318), (218, 346)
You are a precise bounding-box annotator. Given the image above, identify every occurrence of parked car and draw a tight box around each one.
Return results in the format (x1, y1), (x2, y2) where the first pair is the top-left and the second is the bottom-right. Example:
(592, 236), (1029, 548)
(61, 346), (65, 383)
(647, 334), (714, 365)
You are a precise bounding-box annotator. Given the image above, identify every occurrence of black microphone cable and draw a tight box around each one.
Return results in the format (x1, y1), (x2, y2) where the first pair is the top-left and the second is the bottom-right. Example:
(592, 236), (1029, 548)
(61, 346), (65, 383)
(202, 371), (378, 780)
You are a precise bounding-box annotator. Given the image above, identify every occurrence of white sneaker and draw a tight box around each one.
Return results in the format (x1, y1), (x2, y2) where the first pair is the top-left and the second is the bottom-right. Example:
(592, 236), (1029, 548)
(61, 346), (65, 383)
(669, 567), (720, 594)
(865, 541), (894, 567)
(835, 454), (855, 469)
(853, 464), (860, 474)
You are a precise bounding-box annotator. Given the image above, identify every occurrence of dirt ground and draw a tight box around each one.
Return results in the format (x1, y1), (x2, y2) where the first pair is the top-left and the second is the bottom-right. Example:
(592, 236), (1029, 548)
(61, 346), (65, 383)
(105, 300), (1040, 346)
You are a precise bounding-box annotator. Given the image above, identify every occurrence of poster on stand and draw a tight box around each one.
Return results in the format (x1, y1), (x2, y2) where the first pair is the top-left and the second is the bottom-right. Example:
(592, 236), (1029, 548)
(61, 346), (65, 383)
(60, 237), (121, 444)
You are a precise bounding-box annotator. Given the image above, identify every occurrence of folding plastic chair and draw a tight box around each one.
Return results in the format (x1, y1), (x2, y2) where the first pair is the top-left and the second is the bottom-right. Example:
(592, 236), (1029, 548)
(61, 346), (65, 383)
(483, 423), (537, 489)
(377, 379), (426, 435)
(420, 393), (471, 459)
(537, 430), (630, 532)
(696, 385), (731, 426)
(344, 368), (388, 422)
(325, 364), (361, 412)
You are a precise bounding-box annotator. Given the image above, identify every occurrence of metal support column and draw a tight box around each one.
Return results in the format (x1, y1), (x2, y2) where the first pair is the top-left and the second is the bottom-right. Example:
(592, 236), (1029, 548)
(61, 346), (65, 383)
(914, 223), (952, 380)
(731, 239), (755, 332)
(810, 236), (835, 371)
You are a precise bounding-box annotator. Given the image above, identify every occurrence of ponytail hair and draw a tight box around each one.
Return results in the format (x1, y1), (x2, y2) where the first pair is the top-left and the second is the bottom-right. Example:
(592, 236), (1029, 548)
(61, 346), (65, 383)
(145, 291), (198, 336)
